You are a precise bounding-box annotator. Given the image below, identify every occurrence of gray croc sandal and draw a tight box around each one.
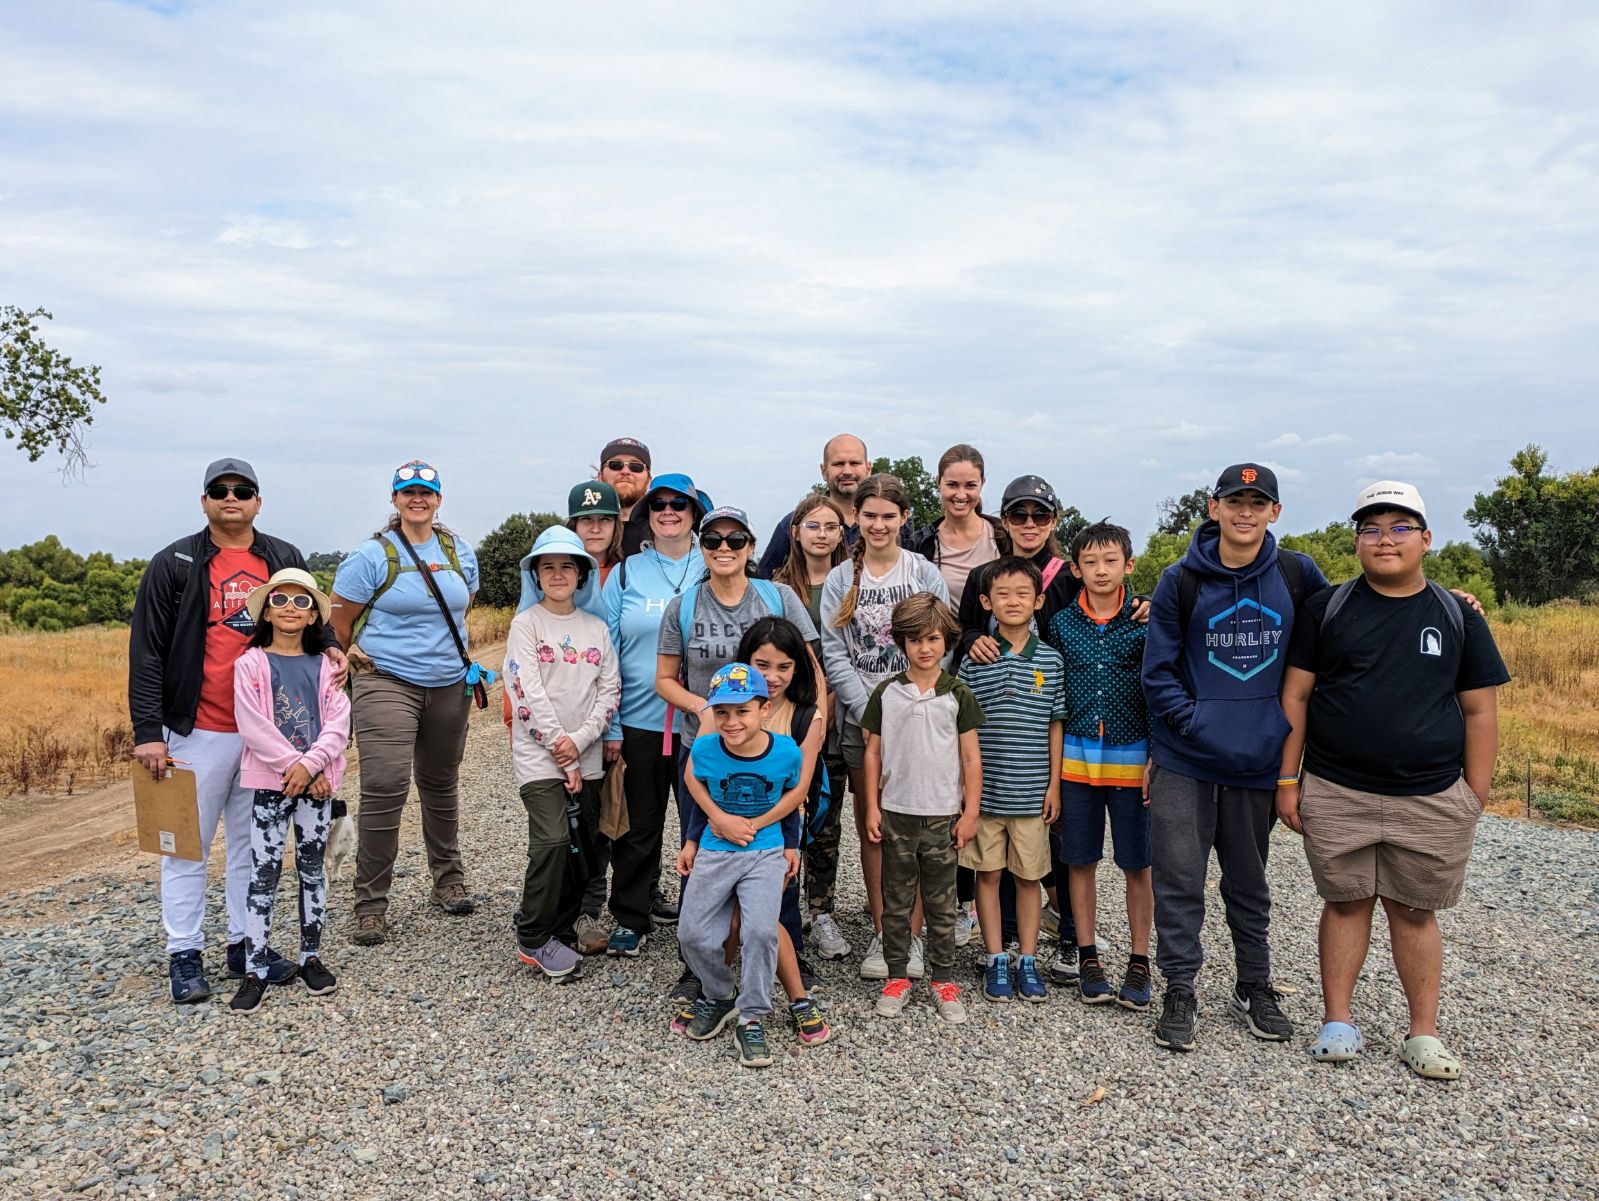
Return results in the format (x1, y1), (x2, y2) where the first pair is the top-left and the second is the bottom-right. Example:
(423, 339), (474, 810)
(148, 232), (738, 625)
(1309, 1021), (1364, 1063)
(1400, 1035), (1462, 1080)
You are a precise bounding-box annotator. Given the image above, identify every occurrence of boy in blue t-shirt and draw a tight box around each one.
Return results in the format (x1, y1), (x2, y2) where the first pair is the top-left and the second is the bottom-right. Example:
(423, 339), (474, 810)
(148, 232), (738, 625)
(673, 663), (804, 1069)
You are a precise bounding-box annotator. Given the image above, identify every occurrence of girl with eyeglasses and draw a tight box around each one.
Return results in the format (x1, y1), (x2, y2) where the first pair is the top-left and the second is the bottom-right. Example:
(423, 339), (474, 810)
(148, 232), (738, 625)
(772, 493), (848, 630)
(653, 505), (823, 1003)
(329, 459), (481, 947)
(228, 569), (350, 1012)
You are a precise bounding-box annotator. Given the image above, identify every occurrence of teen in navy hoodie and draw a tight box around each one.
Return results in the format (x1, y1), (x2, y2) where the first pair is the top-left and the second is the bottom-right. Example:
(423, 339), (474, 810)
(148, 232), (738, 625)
(1140, 464), (1327, 1055)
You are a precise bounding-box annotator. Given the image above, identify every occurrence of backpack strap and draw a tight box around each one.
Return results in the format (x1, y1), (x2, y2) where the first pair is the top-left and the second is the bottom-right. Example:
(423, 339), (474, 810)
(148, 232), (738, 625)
(1319, 579), (1361, 633)
(1426, 580), (1466, 642)
(1177, 566), (1200, 639)
(1276, 550), (1307, 611)
(749, 577), (783, 616)
(1040, 556), (1065, 591)
(353, 531), (467, 643)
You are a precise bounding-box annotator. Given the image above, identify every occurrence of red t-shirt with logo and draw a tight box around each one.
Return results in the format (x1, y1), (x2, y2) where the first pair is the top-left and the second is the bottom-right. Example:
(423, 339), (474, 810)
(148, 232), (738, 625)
(194, 546), (269, 732)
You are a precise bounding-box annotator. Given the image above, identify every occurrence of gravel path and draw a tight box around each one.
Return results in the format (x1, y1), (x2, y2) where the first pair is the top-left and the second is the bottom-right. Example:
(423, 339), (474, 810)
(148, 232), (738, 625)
(3, 711), (1597, 1199)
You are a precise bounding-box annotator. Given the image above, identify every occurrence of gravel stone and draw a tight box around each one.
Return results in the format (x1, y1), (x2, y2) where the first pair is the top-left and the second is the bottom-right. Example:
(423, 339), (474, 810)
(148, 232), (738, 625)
(0, 713), (1594, 1198)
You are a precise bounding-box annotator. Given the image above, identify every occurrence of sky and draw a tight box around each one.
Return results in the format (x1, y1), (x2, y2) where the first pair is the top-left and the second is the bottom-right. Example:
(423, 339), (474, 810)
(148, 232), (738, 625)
(4, 1), (1597, 559)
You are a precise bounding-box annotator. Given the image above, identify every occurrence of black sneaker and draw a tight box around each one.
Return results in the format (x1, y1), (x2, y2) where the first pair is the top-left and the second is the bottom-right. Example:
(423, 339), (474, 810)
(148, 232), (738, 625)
(225, 941), (298, 984)
(667, 968), (701, 1005)
(1046, 944), (1079, 985)
(1230, 981), (1294, 1042)
(650, 891), (680, 926)
(796, 955), (821, 995)
(300, 957), (338, 996)
(168, 950), (210, 1005)
(1154, 987), (1198, 1052)
(228, 975), (268, 1014)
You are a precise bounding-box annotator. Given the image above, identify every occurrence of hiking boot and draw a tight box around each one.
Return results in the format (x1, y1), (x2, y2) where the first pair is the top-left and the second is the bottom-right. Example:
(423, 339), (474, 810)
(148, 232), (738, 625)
(1015, 955), (1048, 1003)
(573, 914), (609, 955)
(228, 974), (268, 1014)
(907, 936), (925, 980)
(953, 909), (977, 949)
(736, 1020), (773, 1068)
(789, 998), (831, 1045)
(1046, 944), (1079, 985)
(606, 927), (646, 958)
(1117, 961), (1152, 1012)
(518, 937), (580, 979)
(1078, 956), (1113, 1004)
(875, 977), (912, 1017)
(983, 955), (1014, 1003)
(299, 957), (338, 996)
(168, 950), (210, 1005)
(1154, 987), (1198, 1052)
(353, 914), (388, 946)
(859, 933), (888, 980)
(667, 968), (702, 1005)
(685, 997), (738, 1041)
(432, 882), (475, 915)
(1231, 982), (1294, 1042)
(225, 941), (297, 984)
(931, 981), (967, 1025)
(809, 912), (849, 961)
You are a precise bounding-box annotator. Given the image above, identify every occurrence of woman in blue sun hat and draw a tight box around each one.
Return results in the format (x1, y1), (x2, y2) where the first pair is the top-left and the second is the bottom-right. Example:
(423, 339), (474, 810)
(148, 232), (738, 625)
(329, 459), (481, 947)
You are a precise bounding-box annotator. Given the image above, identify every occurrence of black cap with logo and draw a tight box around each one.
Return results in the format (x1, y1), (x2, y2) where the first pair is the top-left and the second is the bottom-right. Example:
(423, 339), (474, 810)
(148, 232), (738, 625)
(1212, 463), (1279, 503)
(1000, 475), (1060, 513)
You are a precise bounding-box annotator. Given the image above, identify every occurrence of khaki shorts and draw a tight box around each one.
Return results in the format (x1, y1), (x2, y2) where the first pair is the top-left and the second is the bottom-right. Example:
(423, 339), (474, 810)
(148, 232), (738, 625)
(958, 814), (1051, 879)
(1300, 771), (1482, 911)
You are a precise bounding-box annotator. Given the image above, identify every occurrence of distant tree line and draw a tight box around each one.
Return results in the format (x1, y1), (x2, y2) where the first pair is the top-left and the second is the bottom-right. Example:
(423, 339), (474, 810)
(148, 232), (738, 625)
(0, 536), (145, 631)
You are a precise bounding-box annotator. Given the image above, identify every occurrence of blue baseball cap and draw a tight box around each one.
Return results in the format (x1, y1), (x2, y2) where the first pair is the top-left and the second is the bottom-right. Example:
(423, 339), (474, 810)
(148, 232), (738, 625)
(705, 662), (769, 707)
(392, 459), (442, 493)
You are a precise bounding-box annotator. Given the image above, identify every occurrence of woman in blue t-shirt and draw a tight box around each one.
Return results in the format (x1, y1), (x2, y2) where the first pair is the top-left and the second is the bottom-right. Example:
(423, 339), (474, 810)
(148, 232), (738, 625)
(329, 460), (480, 947)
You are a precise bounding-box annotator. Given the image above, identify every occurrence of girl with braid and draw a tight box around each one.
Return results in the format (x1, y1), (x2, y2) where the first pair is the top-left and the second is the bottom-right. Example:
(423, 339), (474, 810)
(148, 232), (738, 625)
(818, 474), (949, 979)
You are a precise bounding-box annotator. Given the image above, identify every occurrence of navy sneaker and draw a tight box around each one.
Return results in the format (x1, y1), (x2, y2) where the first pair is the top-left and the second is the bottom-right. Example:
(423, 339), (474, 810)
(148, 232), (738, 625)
(607, 927), (646, 958)
(983, 954), (1014, 1002)
(1015, 955), (1048, 1003)
(226, 941), (298, 985)
(168, 950), (211, 1004)
(1117, 961), (1152, 1011)
(1077, 956), (1113, 1004)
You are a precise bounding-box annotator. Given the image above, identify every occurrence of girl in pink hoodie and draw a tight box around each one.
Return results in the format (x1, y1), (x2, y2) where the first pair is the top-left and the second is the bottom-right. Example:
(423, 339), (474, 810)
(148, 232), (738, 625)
(229, 569), (351, 1014)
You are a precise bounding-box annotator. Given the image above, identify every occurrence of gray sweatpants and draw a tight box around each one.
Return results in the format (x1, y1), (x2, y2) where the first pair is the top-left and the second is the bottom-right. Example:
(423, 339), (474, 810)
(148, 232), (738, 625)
(677, 847), (785, 1024)
(1149, 765), (1275, 991)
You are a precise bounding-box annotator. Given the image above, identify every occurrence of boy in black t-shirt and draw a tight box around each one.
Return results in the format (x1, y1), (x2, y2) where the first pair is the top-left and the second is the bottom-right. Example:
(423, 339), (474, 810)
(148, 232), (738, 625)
(1277, 481), (1509, 1082)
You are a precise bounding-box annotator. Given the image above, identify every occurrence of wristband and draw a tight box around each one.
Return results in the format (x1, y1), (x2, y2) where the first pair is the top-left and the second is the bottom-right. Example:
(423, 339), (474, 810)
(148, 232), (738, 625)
(1276, 776), (1300, 787)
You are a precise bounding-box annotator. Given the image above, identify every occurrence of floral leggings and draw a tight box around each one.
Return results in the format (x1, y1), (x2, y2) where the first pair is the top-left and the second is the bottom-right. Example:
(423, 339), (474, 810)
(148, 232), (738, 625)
(244, 789), (332, 978)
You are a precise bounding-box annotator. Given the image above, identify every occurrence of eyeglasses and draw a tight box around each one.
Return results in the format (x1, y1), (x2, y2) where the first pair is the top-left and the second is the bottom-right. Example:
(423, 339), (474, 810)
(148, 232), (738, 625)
(394, 465), (438, 483)
(267, 592), (315, 610)
(799, 521), (842, 535)
(649, 496), (692, 512)
(606, 459), (648, 473)
(206, 483), (257, 501)
(1356, 524), (1424, 544)
(701, 532), (753, 551)
(1004, 507), (1055, 526)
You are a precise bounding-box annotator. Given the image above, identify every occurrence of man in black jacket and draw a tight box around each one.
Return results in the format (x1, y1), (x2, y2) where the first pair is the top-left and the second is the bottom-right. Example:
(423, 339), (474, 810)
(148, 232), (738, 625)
(128, 457), (343, 1004)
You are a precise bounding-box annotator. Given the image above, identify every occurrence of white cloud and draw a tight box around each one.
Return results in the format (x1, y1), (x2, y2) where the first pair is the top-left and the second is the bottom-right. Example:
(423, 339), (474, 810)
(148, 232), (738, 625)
(1348, 451), (1440, 478)
(1265, 432), (1355, 449)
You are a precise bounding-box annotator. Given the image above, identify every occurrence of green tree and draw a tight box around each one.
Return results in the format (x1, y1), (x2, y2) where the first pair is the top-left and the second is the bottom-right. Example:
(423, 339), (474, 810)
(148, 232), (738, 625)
(1130, 530), (1188, 595)
(1281, 523), (1361, 584)
(1425, 541), (1496, 608)
(476, 511), (563, 608)
(1155, 487), (1212, 536)
(871, 455), (941, 531)
(1054, 505), (1088, 554)
(1, 306), (107, 473)
(1467, 445), (1599, 604)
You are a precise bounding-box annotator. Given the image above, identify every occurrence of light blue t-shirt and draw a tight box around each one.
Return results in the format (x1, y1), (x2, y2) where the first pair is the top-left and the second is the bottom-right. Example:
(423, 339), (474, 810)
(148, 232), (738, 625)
(689, 732), (802, 854)
(334, 532), (480, 688)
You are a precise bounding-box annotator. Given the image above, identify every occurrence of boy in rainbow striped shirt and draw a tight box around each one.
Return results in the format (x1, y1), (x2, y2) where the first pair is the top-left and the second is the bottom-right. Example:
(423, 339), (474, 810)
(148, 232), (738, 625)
(1047, 521), (1154, 1011)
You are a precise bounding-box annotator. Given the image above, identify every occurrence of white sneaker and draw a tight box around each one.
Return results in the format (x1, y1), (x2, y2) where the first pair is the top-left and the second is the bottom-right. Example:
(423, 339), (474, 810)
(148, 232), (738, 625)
(907, 935), (926, 979)
(859, 933), (888, 980)
(810, 913), (850, 962)
(953, 910), (977, 949)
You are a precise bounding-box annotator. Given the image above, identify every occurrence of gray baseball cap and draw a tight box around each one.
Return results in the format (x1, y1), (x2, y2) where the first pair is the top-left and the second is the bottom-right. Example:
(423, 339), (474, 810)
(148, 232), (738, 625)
(203, 457), (259, 490)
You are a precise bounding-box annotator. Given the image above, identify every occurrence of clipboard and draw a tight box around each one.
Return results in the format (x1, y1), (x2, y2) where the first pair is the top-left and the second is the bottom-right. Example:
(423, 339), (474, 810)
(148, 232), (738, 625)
(133, 765), (203, 861)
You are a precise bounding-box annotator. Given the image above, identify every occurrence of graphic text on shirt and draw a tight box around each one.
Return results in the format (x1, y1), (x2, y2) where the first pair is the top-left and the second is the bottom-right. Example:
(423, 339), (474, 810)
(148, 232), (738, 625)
(1203, 597), (1284, 681)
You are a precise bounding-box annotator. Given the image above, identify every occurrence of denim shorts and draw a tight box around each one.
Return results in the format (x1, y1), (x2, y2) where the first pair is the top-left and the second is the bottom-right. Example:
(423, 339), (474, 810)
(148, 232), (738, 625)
(1060, 781), (1152, 871)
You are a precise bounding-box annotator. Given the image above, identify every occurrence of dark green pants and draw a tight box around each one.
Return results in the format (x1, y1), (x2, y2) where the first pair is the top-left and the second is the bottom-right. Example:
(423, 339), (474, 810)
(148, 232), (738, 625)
(881, 810), (958, 983)
(516, 778), (599, 948)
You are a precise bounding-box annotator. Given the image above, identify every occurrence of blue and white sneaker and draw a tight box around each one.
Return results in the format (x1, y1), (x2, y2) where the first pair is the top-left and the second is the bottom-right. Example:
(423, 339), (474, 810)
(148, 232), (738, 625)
(168, 950), (211, 1004)
(607, 927), (646, 958)
(983, 954), (1013, 1003)
(1015, 955), (1048, 1003)
(1078, 956), (1114, 1004)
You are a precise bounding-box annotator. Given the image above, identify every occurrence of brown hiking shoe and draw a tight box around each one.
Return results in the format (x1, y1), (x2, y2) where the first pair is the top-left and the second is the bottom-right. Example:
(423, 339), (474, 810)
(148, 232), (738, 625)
(432, 881), (475, 915)
(353, 913), (387, 946)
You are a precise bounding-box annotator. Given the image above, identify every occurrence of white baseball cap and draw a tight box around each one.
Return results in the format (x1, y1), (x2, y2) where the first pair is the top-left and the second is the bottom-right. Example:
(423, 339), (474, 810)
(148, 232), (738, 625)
(1351, 480), (1427, 524)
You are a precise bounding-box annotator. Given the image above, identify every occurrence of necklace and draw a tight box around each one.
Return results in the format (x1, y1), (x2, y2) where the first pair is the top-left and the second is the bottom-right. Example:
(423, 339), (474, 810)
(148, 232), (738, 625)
(650, 543), (696, 595)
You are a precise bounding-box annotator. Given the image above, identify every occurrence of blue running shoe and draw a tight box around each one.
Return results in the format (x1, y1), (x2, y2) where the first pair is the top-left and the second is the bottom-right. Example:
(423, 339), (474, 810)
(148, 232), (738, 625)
(169, 950), (211, 1004)
(1015, 955), (1048, 1003)
(1117, 960), (1153, 1011)
(607, 927), (646, 958)
(1078, 956), (1113, 1004)
(983, 954), (1013, 1003)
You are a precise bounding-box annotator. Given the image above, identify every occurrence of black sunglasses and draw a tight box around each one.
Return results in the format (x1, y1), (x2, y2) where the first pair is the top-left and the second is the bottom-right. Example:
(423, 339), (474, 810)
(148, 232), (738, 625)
(206, 483), (257, 501)
(1005, 507), (1055, 526)
(701, 531), (753, 551)
(606, 459), (648, 473)
(649, 496), (692, 512)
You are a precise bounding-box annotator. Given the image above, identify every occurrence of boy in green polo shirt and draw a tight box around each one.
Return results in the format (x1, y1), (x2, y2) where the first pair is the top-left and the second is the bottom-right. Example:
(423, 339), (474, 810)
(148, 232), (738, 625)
(957, 557), (1066, 1004)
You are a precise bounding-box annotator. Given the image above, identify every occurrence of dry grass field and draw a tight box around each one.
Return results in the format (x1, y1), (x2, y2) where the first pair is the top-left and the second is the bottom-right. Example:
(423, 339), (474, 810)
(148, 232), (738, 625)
(3, 604), (1595, 824)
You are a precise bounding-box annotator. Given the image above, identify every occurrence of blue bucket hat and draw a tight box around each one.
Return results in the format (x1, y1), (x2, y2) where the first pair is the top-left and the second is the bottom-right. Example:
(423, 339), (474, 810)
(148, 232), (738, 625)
(516, 525), (601, 614)
(392, 459), (442, 493)
(705, 662), (769, 707)
(646, 472), (706, 518)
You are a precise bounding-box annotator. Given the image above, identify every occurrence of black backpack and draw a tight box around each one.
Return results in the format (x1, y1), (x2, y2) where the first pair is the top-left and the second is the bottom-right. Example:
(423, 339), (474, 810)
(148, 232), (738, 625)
(1176, 551), (1309, 635)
